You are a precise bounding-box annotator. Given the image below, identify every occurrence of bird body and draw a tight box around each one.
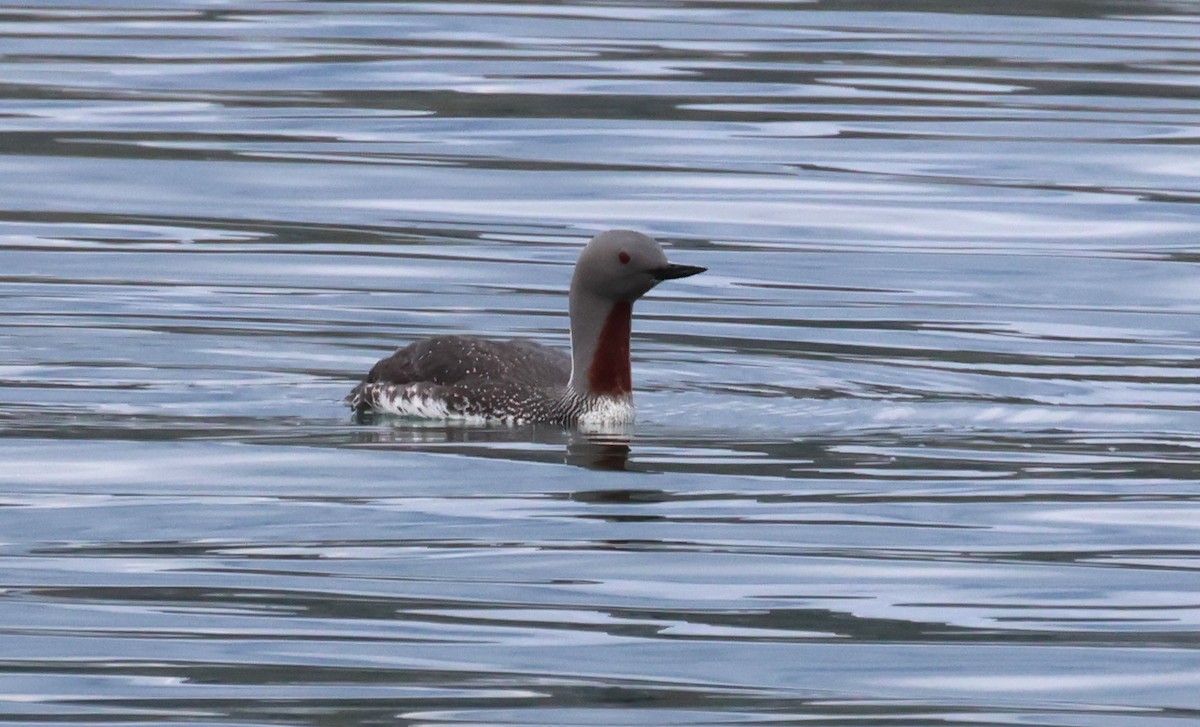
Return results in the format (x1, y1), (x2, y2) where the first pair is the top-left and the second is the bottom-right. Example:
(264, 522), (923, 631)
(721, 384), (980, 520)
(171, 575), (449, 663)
(347, 230), (704, 425)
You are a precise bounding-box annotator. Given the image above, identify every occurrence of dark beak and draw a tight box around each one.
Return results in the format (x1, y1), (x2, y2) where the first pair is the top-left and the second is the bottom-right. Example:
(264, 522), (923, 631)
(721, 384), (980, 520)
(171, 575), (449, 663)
(651, 263), (707, 281)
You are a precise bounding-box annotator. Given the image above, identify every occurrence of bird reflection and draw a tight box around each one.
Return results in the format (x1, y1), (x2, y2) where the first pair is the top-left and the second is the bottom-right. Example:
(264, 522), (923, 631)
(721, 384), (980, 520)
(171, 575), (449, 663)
(346, 414), (633, 471)
(566, 426), (631, 471)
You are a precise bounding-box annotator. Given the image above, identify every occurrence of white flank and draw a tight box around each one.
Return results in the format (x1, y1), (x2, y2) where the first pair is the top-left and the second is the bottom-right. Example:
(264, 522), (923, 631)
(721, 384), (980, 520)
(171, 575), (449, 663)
(373, 385), (452, 418)
(370, 384), (514, 425)
(365, 385), (634, 428)
(577, 396), (635, 427)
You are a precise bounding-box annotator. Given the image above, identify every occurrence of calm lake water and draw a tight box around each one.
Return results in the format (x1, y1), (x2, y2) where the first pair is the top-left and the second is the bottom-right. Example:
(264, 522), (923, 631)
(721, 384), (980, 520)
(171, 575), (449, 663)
(3, 1), (1200, 724)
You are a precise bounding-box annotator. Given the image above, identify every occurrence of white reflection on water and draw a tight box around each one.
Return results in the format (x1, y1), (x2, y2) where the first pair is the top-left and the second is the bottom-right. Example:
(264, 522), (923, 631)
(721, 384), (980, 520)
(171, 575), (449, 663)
(891, 670), (1200, 692)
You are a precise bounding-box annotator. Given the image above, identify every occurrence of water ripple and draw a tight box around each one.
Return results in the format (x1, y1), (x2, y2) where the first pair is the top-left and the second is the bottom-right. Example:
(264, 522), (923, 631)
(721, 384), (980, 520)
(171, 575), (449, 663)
(3, 1), (1200, 724)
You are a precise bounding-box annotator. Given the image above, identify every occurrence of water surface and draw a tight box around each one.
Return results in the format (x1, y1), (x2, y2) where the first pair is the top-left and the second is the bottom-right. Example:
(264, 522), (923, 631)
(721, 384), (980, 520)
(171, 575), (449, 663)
(2, 1), (1200, 725)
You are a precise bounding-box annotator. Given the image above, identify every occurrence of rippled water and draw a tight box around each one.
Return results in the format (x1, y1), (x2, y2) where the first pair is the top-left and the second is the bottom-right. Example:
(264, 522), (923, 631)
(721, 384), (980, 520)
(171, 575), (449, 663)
(3, 1), (1200, 724)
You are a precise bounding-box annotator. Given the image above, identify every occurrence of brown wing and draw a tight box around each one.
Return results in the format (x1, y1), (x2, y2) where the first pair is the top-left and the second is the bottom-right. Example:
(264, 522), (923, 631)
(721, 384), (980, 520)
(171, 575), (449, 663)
(346, 335), (570, 411)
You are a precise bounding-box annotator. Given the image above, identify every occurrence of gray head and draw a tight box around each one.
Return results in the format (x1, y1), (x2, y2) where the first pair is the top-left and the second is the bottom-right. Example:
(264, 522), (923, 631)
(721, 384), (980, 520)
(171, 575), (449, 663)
(571, 230), (706, 302)
(565, 230), (705, 401)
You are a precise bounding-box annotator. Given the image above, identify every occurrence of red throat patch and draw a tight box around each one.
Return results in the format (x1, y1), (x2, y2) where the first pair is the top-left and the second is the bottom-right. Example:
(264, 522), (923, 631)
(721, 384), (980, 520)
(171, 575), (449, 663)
(588, 301), (633, 396)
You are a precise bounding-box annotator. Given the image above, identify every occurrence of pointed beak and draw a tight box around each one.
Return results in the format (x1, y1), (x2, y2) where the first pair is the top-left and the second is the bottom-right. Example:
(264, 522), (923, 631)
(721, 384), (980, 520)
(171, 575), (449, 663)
(650, 263), (707, 281)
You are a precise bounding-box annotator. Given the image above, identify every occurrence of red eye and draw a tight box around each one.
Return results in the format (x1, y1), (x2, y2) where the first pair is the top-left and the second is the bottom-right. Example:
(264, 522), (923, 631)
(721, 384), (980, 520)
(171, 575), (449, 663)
(618, 251), (630, 264)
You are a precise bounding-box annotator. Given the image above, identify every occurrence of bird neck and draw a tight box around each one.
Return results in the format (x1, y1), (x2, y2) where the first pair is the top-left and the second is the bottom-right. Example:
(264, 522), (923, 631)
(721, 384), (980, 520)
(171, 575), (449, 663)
(568, 292), (633, 399)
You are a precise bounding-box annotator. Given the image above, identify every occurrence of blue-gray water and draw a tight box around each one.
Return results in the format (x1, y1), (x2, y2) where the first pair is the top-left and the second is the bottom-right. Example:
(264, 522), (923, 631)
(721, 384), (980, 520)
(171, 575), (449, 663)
(3, 2), (1200, 725)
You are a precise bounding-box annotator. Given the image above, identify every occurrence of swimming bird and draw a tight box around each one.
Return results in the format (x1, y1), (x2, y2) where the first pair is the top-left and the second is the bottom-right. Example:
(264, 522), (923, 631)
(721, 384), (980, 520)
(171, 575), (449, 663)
(347, 230), (706, 425)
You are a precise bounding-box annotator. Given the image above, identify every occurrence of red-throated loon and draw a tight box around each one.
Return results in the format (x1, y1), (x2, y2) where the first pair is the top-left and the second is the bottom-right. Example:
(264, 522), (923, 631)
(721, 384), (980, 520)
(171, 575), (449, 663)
(346, 230), (706, 425)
